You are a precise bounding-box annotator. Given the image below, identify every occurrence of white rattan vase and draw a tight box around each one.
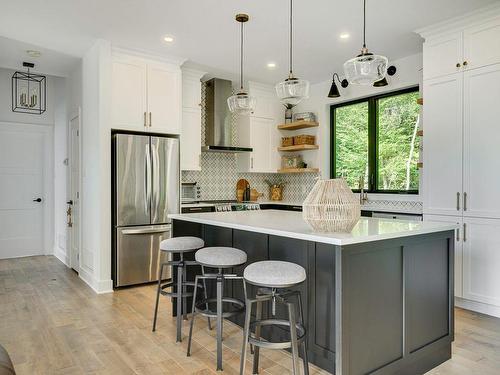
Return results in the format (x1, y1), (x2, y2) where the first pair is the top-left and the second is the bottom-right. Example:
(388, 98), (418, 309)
(302, 178), (360, 233)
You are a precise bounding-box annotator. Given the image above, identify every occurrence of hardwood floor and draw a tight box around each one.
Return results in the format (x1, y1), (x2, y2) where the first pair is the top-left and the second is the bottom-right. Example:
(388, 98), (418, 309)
(0, 256), (499, 375)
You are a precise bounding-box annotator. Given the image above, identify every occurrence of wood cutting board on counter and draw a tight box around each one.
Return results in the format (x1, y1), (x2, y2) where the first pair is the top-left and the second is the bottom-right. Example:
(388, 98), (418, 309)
(236, 179), (249, 202)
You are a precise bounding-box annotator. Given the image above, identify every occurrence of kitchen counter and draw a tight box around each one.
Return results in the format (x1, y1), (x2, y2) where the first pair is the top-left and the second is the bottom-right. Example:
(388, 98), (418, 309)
(169, 210), (454, 246)
(171, 210), (455, 374)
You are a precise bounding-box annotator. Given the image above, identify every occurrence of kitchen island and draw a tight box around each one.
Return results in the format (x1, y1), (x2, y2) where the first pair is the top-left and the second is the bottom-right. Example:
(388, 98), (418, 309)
(169, 210), (456, 375)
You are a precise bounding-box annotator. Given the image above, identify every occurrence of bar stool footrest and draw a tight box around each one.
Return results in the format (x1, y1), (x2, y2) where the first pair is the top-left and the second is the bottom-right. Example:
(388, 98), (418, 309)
(160, 280), (203, 298)
(194, 297), (245, 319)
(249, 319), (306, 350)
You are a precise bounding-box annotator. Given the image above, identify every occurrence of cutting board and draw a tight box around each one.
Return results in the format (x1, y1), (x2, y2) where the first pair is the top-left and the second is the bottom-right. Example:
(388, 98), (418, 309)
(236, 179), (249, 202)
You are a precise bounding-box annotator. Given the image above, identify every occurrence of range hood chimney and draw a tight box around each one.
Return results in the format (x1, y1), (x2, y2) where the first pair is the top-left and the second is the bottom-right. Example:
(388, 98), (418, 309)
(201, 78), (252, 153)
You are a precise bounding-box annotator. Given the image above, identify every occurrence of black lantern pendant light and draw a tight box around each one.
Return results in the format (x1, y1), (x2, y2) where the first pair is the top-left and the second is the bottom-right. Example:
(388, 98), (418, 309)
(227, 14), (256, 115)
(328, 73), (349, 98)
(343, 0), (388, 85)
(12, 62), (46, 114)
(275, 0), (310, 107)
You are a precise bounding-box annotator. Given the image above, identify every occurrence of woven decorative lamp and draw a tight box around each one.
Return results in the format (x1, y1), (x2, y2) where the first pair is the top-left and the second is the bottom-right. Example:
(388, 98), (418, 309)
(302, 178), (361, 233)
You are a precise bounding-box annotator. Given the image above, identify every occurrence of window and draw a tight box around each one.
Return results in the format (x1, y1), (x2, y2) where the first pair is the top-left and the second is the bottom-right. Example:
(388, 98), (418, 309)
(331, 87), (420, 193)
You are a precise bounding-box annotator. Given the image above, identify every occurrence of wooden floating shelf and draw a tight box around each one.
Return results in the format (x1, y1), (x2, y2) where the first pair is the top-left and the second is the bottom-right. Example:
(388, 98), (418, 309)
(417, 130), (423, 136)
(417, 98), (424, 105)
(277, 168), (320, 174)
(278, 144), (319, 152)
(278, 120), (319, 130)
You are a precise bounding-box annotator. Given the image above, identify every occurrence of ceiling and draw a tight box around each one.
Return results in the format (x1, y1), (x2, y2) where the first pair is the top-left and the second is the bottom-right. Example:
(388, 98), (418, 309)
(0, 0), (497, 83)
(0, 36), (79, 77)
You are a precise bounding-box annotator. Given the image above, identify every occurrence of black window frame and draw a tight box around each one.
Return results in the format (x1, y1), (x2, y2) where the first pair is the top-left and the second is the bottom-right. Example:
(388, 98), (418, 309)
(330, 86), (420, 194)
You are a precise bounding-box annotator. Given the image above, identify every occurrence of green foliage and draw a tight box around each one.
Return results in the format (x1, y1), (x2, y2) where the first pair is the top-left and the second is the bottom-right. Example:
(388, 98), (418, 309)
(334, 91), (420, 192)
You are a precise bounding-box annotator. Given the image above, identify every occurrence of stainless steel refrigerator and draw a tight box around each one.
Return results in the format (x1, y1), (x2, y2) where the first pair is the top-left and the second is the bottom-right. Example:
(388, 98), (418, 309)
(112, 133), (179, 287)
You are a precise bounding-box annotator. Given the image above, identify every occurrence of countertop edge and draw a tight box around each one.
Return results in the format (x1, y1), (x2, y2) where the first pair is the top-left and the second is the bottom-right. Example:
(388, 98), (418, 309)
(169, 213), (456, 246)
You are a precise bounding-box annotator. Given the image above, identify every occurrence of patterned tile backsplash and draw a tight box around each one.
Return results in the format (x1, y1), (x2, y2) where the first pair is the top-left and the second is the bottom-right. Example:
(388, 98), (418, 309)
(182, 152), (319, 202)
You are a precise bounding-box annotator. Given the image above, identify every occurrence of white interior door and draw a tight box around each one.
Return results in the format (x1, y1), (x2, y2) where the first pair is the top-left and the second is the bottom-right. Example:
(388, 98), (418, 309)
(463, 63), (500, 219)
(422, 74), (463, 216)
(69, 114), (81, 270)
(0, 126), (45, 259)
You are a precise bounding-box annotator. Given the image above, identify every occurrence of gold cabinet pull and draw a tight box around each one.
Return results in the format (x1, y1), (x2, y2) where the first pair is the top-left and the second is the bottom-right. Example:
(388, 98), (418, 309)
(149, 112), (152, 127)
(463, 223), (467, 242)
(463, 61), (468, 67)
(144, 112), (147, 127)
(456, 62), (461, 68)
(456, 192), (460, 211)
(463, 192), (467, 211)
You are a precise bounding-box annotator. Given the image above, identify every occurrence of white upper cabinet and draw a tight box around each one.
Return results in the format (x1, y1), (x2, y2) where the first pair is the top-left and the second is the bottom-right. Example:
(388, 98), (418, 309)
(111, 57), (147, 129)
(422, 74), (463, 216)
(463, 63), (500, 219)
(423, 32), (463, 80)
(111, 51), (182, 133)
(423, 17), (500, 80)
(180, 69), (205, 171)
(464, 18), (500, 71)
(147, 63), (181, 134)
(462, 217), (500, 306)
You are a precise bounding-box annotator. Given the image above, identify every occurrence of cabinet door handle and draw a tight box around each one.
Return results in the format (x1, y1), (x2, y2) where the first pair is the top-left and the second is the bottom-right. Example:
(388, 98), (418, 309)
(463, 192), (467, 211)
(251, 157), (254, 169)
(456, 62), (461, 68)
(456, 227), (460, 242)
(144, 112), (147, 127)
(149, 112), (152, 127)
(456, 192), (460, 211)
(463, 223), (467, 242)
(463, 61), (468, 67)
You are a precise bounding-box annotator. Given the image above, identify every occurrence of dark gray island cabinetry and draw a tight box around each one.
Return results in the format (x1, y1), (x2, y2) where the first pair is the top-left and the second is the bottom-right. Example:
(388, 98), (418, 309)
(170, 210), (456, 375)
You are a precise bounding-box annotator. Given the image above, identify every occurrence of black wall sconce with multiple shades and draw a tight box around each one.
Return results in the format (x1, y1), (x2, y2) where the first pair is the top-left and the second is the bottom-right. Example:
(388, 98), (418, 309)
(12, 62), (46, 114)
(328, 65), (397, 98)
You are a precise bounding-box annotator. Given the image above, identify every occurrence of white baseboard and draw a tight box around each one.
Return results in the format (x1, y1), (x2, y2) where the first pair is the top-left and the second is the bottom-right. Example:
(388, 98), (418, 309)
(78, 266), (113, 294)
(456, 297), (500, 318)
(53, 246), (69, 266)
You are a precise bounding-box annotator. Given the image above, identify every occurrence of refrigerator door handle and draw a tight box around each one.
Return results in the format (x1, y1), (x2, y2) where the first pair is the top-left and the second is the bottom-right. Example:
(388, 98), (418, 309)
(151, 143), (160, 222)
(145, 143), (152, 215)
(122, 225), (171, 235)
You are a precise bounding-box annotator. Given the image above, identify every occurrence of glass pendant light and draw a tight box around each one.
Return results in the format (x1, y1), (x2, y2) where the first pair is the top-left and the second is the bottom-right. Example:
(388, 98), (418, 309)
(227, 14), (256, 115)
(275, 0), (309, 107)
(343, 0), (388, 85)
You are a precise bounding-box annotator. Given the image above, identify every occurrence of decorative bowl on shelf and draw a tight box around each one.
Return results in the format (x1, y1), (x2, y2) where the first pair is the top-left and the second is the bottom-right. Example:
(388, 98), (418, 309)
(302, 178), (360, 233)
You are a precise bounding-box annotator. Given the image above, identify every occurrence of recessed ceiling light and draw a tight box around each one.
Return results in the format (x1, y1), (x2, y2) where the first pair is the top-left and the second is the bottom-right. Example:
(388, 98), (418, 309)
(339, 33), (350, 40)
(267, 62), (277, 69)
(26, 50), (41, 57)
(163, 35), (174, 43)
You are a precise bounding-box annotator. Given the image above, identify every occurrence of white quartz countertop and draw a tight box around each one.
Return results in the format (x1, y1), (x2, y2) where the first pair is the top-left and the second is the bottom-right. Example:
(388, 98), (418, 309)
(169, 210), (455, 246)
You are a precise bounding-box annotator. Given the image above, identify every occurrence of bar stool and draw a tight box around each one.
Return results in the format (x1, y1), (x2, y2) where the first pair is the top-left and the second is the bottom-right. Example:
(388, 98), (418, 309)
(152, 236), (209, 342)
(240, 260), (309, 375)
(187, 247), (248, 371)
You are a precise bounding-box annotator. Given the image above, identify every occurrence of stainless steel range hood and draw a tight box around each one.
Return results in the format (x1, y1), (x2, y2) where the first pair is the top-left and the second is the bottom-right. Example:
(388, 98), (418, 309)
(201, 78), (252, 153)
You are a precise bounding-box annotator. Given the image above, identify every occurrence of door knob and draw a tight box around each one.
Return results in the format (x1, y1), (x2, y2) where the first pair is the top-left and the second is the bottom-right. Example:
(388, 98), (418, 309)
(67, 200), (74, 205)
(33, 198), (42, 203)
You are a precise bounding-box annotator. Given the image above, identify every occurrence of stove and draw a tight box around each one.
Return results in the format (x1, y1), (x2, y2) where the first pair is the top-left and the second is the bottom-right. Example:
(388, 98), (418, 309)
(214, 202), (260, 212)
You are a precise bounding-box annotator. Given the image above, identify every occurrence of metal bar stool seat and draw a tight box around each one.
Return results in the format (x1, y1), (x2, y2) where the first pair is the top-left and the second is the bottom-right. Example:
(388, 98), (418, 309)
(240, 260), (309, 375)
(187, 247), (248, 371)
(152, 236), (208, 342)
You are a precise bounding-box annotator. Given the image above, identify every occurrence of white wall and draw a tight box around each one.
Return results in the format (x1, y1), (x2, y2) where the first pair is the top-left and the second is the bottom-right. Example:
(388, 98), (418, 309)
(79, 39), (113, 293)
(295, 53), (423, 200)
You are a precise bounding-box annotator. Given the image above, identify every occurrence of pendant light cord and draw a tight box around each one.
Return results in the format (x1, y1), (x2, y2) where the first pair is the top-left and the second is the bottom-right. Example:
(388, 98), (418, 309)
(240, 21), (244, 90)
(363, 0), (367, 48)
(289, 0), (293, 76)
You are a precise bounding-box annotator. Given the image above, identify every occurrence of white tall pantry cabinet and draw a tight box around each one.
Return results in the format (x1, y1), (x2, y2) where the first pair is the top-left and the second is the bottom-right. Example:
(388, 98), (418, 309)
(419, 9), (500, 317)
